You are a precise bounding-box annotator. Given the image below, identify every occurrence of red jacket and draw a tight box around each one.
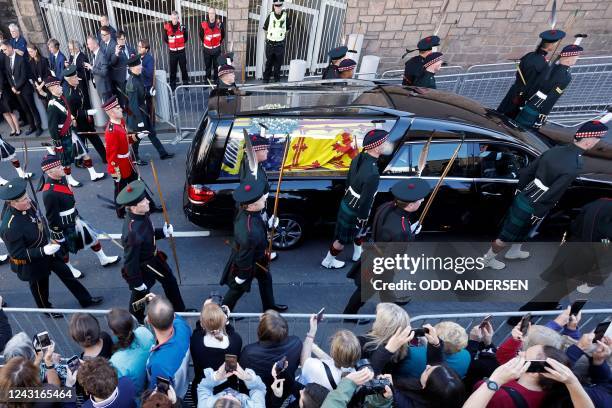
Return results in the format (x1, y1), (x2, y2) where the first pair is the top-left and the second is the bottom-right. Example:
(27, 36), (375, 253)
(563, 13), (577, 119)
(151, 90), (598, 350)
(201, 22), (222, 49)
(105, 120), (134, 179)
(164, 22), (186, 51)
(475, 379), (546, 408)
(496, 337), (522, 365)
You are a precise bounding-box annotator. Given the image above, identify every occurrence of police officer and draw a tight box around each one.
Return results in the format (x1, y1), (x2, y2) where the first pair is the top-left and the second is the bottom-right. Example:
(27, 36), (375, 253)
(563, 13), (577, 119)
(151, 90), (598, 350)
(483, 120), (607, 270)
(63, 65), (107, 165)
(116, 180), (186, 322)
(321, 46), (348, 80)
(221, 180), (287, 312)
(516, 44), (582, 129)
(402, 35), (440, 86)
(497, 29), (566, 120)
(321, 129), (393, 269)
(40, 155), (119, 279)
(413, 52), (443, 89)
(126, 55), (174, 164)
(200, 7), (225, 81)
(163, 11), (189, 90)
(263, 0), (291, 83)
(0, 178), (103, 314)
(343, 178), (430, 315)
(337, 58), (357, 79)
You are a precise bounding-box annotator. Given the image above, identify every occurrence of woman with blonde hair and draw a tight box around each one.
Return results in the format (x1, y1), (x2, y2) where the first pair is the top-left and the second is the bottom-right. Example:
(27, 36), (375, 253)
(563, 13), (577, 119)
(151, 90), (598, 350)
(190, 296), (242, 397)
(359, 302), (413, 374)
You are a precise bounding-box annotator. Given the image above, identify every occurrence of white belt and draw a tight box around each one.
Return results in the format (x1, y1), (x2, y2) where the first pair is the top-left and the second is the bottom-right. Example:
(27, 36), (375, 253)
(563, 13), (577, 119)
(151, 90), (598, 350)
(533, 178), (549, 192)
(347, 186), (361, 199)
(117, 153), (130, 158)
(535, 91), (547, 100)
(60, 208), (76, 217)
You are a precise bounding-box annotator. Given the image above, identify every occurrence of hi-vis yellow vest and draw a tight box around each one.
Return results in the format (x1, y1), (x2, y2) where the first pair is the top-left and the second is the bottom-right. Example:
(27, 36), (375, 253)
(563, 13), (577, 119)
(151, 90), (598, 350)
(266, 12), (287, 42)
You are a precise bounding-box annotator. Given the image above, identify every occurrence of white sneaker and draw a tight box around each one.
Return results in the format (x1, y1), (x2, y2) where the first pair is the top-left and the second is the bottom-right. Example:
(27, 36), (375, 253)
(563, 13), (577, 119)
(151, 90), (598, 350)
(321, 251), (345, 269)
(505, 244), (530, 260)
(100, 255), (120, 267)
(483, 248), (505, 270)
(576, 283), (596, 294)
(352, 244), (362, 261)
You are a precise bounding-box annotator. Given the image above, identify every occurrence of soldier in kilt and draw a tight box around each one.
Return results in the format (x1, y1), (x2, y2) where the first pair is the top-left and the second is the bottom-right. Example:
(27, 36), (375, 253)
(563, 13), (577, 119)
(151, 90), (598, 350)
(321, 129), (393, 269)
(0, 134), (32, 186)
(482, 120), (607, 269)
(40, 155), (120, 279)
(343, 178), (431, 315)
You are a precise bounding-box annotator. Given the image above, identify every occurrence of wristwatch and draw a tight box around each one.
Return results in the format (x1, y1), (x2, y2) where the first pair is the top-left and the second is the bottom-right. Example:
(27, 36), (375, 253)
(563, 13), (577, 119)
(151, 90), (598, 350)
(484, 377), (499, 391)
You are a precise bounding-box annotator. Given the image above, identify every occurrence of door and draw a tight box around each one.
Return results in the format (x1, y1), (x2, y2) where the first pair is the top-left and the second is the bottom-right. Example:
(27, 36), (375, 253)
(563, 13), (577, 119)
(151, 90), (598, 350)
(472, 141), (535, 231)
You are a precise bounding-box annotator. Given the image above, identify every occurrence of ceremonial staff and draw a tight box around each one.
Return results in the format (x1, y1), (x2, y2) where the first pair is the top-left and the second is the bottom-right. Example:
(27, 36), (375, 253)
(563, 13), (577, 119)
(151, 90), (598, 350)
(418, 132), (465, 225)
(150, 159), (182, 284)
(22, 140), (51, 235)
(268, 133), (291, 255)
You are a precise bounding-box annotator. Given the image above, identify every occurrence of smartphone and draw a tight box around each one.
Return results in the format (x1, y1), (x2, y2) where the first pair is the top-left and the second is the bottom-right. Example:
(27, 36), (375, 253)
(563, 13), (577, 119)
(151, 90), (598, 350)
(519, 313), (532, 336)
(156, 376), (170, 394)
(316, 307), (325, 323)
(593, 321), (611, 343)
(131, 297), (148, 312)
(225, 354), (238, 372)
(274, 356), (287, 374)
(66, 355), (80, 372)
(411, 327), (430, 337)
(210, 292), (223, 306)
(570, 300), (587, 316)
(37, 331), (51, 349)
(479, 314), (493, 329)
(526, 360), (549, 373)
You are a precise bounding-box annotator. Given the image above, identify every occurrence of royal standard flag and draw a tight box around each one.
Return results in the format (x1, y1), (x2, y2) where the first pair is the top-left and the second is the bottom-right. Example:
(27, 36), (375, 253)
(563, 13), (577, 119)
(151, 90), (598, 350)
(283, 131), (359, 171)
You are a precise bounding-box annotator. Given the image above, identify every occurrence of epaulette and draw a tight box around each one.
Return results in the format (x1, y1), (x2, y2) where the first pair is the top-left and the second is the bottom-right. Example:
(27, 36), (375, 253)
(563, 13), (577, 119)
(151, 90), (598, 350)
(108, 122), (114, 131)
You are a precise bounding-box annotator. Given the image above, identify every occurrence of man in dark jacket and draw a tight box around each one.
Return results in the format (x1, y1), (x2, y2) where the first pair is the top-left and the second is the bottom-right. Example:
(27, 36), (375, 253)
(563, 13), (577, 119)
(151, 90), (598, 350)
(483, 120), (607, 269)
(0, 178), (103, 314)
(110, 30), (136, 109)
(497, 29), (566, 119)
(321, 129), (393, 269)
(516, 44), (581, 129)
(403, 35), (440, 86)
(1, 40), (42, 135)
(125, 55), (173, 164)
(343, 178), (431, 314)
(116, 180), (185, 322)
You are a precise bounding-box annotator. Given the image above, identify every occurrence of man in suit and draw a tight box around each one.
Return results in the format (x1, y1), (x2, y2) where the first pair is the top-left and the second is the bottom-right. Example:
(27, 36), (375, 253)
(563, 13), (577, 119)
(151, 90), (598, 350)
(99, 26), (117, 64)
(0, 41), (42, 136)
(138, 39), (156, 122)
(109, 30), (135, 109)
(67, 39), (92, 110)
(84, 35), (112, 102)
(47, 38), (66, 82)
(96, 15), (117, 44)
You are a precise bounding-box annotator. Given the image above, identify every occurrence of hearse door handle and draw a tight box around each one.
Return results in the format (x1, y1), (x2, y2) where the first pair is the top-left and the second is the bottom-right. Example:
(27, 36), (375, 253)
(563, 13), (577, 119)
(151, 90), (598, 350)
(481, 191), (502, 197)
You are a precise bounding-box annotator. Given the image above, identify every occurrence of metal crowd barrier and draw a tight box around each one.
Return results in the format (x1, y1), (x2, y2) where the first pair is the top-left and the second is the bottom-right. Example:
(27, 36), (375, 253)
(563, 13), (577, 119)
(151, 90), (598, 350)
(172, 84), (215, 139)
(2, 308), (611, 360)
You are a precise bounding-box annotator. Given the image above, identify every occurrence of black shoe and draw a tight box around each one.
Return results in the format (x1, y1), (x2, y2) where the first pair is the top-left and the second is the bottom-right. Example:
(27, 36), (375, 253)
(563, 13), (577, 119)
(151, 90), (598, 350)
(36, 128), (43, 137)
(9, 132), (16, 137)
(1, 300), (7, 307)
(134, 159), (148, 166)
(25, 128), (36, 136)
(14, 130), (22, 137)
(271, 304), (288, 312)
(160, 152), (175, 160)
(81, 296), (104, 308)
(45, 312), (64, 319)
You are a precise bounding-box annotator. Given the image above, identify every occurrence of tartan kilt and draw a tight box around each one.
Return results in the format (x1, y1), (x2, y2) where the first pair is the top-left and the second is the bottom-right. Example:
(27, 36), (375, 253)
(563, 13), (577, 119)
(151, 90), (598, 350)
(59, 136), (75, 166)
(499, 194), (536, 242)
(0, 136), (16, 161)
(334, 200), (358, 245)
(515, 104), (539, 128)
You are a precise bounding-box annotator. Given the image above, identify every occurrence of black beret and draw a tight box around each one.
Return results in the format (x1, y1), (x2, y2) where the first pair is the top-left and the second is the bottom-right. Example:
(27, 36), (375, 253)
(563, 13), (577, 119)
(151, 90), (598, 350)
(62, 65), (78, 78)
(539, 29), (566, 42)
(0, 178), (27, 201)
(233, 180), (267, 205)
(417, 35), (441, 51)
(391, 178), (431, 202)
(328, 46), (348, 61)
(362, 129), (389, 150)
(127, 54), (141, 67)
(116, 180), (147, 206)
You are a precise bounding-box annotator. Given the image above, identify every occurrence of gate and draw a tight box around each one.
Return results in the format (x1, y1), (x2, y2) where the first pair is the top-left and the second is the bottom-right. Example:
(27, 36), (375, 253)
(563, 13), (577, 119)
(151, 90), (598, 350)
(38, 0), (227, 85)
(246, 0), (347, 79)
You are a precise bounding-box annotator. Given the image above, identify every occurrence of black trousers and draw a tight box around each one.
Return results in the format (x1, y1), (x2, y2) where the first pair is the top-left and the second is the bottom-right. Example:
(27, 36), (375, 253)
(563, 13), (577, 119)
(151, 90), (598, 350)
(132, 130), (167, 159)
(29, 256), (93, 308)
(223, 267), (276, 312)
(204, 49), (221, 81)
(128, 253), (186, 322)
(264, 43), (285, 81)
(14, 86), (41, 130)
(111, 79), (127, 109)
(169, 50), (189, 90)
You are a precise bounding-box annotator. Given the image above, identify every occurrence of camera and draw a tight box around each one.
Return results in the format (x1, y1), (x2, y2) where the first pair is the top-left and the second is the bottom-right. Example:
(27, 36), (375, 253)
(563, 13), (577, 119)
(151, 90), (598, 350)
(354, 359), (391, 395)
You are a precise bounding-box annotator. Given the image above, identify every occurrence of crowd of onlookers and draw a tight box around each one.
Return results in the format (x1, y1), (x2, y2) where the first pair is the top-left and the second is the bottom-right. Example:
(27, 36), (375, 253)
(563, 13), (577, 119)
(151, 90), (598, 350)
(0, 18), (157, 137)
(0, 292), (610, 408)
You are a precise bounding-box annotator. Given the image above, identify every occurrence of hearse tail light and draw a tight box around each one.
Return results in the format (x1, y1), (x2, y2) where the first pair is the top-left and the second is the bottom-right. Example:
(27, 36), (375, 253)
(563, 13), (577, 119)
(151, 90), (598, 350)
(188, 184), (215, 205)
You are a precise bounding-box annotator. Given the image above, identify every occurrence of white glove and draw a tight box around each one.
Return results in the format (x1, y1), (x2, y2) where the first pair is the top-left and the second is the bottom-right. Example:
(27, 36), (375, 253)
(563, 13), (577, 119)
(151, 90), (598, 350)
(137, 122), (145, 129)
(137, 131), (150, 139)
(410, 221), (422, 235)
(268, 214), (279, 229)
(134, 284), (147, 291)
(163, 223), (174, 237)
(87, 109), (97, 116)
(150, 87), (156, 97)
(234, 277), (246, 284)
(43, 244), (61, 255)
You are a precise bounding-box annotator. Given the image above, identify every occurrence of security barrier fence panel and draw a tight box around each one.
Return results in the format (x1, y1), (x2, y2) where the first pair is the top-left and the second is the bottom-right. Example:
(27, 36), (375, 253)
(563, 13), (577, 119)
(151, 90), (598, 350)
(246, 0), (347, 79)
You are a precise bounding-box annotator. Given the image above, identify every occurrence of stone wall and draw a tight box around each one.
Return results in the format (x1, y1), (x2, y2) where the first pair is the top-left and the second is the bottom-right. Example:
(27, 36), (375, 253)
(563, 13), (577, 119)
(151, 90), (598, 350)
(4, 0), (47, 51)
(344, 0), (612, 72)
(0, 0), (18, 39)
(227, 0), (250, 81)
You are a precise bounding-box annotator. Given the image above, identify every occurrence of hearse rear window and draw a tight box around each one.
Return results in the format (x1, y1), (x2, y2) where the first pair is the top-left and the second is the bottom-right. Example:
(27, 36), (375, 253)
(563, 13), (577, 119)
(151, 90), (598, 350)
(219, 117), (396, 177)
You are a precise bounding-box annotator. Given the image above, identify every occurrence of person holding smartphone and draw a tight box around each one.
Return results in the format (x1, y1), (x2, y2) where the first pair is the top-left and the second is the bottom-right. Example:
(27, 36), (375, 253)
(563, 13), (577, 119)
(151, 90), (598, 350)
(196, 362), (266, 407)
